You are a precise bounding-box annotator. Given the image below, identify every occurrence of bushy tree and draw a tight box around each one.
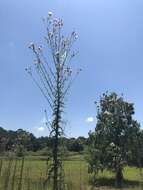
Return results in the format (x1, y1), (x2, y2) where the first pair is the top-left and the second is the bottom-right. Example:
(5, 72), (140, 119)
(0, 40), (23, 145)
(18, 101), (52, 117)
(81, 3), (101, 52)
(88, 92), (142, 187)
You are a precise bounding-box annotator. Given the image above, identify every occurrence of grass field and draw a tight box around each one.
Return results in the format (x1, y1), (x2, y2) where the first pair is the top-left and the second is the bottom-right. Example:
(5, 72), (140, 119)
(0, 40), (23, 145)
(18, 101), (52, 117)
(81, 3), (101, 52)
(0, 155), (142, 190)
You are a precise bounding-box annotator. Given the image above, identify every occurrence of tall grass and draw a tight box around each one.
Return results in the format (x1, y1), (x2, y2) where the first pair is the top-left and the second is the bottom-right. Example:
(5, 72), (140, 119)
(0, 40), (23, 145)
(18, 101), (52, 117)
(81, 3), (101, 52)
(11, 159), (17, 190)
(0, 157), (142, 190)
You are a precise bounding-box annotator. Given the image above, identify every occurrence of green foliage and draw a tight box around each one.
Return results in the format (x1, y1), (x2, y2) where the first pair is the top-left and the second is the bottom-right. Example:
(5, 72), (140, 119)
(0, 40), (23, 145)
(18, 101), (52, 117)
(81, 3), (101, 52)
(88, 92), (142, 187)
(66, 137), (85, 152)
(0, 127), (87, 156)
(15, 145), (25, 157)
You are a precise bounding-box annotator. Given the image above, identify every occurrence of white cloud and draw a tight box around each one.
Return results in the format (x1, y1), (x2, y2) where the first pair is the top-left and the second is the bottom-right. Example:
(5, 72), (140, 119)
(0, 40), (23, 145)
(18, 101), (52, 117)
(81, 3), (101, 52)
(86, 117), (94, 123)
(37, 126), (45, 131)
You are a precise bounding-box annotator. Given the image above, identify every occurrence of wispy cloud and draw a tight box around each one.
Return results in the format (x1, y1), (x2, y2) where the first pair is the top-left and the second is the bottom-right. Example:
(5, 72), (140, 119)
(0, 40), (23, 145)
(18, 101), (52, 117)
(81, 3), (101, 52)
(86, 117), (94, 123)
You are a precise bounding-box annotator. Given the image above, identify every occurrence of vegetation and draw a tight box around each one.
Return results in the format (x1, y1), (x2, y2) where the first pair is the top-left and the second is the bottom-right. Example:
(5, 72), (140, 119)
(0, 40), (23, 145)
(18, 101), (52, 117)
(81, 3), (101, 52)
(0, 156), (142, 190)
(0, 9), (143, 190)
(0, 92), (143, 189)
(88, 92), (143, 188)
(26, 12), (81, 190)
(0, 127), (87, 155)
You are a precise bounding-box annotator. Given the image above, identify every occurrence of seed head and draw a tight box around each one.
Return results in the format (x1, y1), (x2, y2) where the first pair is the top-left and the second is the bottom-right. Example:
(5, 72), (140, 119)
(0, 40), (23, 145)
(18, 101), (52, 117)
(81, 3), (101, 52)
(48, 11), (53, 17)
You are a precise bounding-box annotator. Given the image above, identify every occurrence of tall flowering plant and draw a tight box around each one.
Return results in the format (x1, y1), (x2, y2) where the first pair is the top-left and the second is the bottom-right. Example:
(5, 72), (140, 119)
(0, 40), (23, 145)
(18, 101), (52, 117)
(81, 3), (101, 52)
(26, 12), (81, 190)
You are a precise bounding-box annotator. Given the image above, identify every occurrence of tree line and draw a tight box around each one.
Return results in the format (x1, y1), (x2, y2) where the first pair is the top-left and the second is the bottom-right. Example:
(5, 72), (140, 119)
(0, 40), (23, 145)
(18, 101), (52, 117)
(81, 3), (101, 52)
(0, 127), (87, 155)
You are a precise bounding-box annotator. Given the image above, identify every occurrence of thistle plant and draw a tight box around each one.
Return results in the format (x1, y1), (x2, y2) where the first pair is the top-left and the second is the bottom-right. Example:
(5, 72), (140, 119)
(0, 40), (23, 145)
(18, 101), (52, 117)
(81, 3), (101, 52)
(26, 12), (80, 190)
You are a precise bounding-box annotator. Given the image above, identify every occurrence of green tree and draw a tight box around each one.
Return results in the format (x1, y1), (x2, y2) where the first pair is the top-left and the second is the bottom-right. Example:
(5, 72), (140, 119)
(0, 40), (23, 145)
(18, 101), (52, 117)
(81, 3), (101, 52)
(88, 92), (141, 187)
(67, 138), (84, 152)
(14, 129), (31, 157)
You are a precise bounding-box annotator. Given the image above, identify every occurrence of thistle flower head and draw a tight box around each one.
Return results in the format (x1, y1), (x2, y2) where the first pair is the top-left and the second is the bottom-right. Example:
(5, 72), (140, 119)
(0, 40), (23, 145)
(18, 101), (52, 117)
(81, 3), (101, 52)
(28, 42), (35, 49)
(48, 11), (53, 17)
(71, 31), (78, 40)
(38, 46), (42, 51)
(75, 33), (78, 39)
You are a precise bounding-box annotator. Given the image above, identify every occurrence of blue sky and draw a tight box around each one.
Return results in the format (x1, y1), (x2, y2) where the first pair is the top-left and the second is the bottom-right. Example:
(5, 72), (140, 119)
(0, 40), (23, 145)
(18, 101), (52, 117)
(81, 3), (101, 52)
(0, 0), (143, 137)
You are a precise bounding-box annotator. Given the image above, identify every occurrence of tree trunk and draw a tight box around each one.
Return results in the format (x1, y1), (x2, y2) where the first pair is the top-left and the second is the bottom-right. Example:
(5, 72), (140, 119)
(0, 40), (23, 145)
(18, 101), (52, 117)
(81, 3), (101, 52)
(115, 167), (123, 188)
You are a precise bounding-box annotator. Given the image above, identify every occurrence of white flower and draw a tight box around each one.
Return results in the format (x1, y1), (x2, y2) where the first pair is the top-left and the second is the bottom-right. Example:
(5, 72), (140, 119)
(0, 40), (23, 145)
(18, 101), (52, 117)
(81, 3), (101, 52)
(75, 34), (78, 39)
(38, 46), (42, 51)
(48, 11), (53, 17)
(110, 142), (115, 147)
(104, 110), (112, 115)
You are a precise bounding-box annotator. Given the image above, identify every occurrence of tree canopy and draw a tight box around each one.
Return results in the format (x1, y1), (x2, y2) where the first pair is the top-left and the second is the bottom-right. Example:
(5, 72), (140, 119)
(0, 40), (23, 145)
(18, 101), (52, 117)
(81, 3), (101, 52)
(88, 92), (143, 187)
